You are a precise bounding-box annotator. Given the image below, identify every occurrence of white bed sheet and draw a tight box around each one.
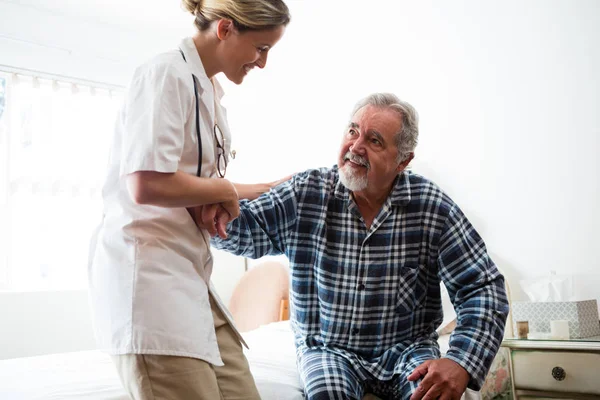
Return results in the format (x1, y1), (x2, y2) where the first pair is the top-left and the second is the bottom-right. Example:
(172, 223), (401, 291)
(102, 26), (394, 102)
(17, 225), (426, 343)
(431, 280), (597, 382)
(0, 322), (303, 400)
(0, 321), (457, 400)
(0, 350), (127, 400)
(243, 321), (304, 400)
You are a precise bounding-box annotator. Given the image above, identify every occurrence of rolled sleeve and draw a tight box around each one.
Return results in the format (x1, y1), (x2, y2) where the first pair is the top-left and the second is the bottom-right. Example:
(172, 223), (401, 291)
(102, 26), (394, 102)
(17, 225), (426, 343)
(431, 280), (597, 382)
(119, 62), (191, 176)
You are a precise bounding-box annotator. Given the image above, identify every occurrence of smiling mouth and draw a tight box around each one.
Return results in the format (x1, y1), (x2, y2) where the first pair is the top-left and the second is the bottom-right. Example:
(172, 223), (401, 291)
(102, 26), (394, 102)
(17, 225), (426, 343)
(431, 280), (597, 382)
(344, 152), (370, 169)
(243, 65), (253, 74)
(347, 160), (366, 168)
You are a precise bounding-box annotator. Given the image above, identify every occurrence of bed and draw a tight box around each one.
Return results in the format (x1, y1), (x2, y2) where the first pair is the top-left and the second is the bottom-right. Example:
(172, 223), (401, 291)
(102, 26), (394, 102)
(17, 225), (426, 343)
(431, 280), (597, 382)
(0, 261), (512, 399)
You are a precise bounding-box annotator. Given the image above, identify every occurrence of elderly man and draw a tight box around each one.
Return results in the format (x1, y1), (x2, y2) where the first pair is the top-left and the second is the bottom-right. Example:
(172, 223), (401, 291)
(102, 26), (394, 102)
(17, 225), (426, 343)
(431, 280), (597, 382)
(198, 93), (509, 400)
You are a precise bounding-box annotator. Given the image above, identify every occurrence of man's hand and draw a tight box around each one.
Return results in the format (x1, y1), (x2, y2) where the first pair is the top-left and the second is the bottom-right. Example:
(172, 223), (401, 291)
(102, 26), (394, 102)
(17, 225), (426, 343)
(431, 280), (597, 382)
(407, 358), (469, 400)
(188, 203), (232, 238)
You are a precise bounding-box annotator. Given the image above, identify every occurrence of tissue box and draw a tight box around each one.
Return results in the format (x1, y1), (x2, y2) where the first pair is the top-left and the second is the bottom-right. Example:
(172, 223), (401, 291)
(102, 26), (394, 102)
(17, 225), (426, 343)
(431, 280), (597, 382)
(511, 300), (600, 339)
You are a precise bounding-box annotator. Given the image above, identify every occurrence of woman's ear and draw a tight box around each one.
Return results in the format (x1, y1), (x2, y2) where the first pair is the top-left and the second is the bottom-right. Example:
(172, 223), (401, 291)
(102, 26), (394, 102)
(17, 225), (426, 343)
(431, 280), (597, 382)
(216, 19), (235, 41)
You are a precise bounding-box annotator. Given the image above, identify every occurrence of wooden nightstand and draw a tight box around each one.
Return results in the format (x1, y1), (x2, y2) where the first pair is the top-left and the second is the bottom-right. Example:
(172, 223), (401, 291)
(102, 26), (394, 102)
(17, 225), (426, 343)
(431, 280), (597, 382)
(501, 337), (600, 399)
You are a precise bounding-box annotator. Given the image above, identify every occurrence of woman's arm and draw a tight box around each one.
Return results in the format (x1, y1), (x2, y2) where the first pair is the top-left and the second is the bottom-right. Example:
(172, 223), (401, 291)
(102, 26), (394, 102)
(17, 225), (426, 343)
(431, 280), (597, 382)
(192, 174), (295, 238)
(233, 174), (293, 201)
(127, 170), (238, 212)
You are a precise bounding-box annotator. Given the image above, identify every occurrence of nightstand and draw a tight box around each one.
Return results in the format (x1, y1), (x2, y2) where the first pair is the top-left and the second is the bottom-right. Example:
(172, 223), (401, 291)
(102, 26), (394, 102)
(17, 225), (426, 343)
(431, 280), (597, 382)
(501, 336), (600, 399)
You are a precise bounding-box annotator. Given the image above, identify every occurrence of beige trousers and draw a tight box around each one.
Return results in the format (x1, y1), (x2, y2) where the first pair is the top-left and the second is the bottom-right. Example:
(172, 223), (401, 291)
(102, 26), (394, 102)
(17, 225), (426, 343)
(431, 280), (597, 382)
(112, 296), (261, 400)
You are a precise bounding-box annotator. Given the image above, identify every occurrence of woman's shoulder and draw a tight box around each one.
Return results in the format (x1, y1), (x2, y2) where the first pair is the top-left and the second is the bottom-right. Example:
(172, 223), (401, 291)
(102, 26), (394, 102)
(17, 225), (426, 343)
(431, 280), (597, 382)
(130, 50), (189, 86)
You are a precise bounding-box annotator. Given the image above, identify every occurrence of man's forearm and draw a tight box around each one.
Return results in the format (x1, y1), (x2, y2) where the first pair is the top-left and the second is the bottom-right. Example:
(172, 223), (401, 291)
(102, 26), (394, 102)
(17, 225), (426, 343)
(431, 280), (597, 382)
(445, 276), (509, 390)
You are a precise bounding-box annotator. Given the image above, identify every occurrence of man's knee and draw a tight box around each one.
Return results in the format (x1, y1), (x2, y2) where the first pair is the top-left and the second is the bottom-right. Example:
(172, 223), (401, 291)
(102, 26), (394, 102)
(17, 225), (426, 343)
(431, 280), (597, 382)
(300, 350), (364, 400)
(303, 371), (364, 400)
(305, 387), (361, 400)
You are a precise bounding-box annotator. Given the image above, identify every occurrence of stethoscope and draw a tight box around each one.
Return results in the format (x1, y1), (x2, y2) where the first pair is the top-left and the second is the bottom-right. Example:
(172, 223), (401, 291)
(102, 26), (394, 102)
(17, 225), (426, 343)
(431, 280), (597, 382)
(179, 48), (203, 178)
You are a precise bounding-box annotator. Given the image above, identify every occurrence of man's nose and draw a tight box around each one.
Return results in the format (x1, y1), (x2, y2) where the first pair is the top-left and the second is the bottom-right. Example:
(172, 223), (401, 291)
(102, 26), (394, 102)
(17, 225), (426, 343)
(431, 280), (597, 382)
(349, 136), (367, 154)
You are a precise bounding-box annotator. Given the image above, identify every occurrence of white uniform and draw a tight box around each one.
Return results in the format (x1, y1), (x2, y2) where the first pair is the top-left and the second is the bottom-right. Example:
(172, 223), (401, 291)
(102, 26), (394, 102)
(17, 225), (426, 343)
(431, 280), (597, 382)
(88, 37), (244, 367)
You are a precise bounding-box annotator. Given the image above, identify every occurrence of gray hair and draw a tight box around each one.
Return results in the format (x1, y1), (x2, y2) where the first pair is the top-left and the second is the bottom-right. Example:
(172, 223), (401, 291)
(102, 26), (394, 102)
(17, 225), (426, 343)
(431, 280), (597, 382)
(351, 93), (419, 163)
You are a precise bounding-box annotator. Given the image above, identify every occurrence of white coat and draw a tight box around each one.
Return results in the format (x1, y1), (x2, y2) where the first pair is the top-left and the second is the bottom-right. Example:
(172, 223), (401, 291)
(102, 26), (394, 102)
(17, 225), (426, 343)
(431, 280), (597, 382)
(88, 37), (244, 366)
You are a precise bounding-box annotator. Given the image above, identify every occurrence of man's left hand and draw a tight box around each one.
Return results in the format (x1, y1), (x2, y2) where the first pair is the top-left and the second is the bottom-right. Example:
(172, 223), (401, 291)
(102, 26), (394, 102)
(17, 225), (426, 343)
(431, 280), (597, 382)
(407, 358), (469, 400)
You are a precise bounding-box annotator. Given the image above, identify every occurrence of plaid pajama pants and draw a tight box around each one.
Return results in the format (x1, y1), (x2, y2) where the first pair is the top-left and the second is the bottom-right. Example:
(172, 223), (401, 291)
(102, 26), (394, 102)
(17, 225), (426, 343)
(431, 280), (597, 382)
(298, 347), (435, 400)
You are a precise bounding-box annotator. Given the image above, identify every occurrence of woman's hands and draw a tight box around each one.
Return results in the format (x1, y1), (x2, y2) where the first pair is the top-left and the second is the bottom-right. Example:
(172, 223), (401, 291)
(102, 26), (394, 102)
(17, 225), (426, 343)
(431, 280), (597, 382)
(189, 173), (294, 237)
(188, 203), (231, 238)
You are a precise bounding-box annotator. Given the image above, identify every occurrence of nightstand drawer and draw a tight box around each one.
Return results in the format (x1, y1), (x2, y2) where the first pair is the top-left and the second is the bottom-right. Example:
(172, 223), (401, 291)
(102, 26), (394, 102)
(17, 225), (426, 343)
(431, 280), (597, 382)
(519, 397), (580, 400)
(512, 350), (600, 395)
(520, 397), (577, 400)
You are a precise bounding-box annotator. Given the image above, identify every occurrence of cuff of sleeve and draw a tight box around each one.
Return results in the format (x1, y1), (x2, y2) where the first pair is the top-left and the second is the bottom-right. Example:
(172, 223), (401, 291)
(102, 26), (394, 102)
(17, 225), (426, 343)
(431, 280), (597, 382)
(120, 157), (179, 176)
(443, 349), (484, 391)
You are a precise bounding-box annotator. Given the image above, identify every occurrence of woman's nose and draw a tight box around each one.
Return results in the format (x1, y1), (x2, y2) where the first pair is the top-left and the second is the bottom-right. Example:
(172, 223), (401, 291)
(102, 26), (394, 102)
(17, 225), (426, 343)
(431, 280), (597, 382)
(256, 52), (268, 69)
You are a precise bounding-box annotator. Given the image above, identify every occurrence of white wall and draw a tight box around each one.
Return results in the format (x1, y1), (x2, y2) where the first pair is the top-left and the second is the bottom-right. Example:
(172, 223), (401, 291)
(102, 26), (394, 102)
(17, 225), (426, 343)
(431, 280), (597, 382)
(0, 1), (192, 85)
(1, 0), (599, 357)
(0, 290), (95, 359)
(223, 0), (600, 304)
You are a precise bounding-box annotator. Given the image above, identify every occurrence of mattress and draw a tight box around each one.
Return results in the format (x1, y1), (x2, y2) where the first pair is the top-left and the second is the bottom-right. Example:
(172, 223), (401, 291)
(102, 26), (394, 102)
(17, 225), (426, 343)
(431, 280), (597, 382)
(0, 321), (510, 399)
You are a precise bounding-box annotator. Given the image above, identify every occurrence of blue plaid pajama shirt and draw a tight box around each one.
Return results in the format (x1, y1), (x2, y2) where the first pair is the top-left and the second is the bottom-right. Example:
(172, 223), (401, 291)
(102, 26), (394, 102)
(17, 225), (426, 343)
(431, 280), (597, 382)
(212, 167), (509, 395)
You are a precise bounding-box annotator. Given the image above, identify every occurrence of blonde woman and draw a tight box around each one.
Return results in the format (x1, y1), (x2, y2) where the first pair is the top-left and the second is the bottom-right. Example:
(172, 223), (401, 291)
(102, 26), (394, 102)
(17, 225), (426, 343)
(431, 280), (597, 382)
(88, 1), (291, 398)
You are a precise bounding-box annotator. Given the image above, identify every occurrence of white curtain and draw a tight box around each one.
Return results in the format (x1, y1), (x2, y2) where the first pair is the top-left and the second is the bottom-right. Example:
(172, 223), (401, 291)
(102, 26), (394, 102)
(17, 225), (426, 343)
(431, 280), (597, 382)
(0, 73), (122, 290)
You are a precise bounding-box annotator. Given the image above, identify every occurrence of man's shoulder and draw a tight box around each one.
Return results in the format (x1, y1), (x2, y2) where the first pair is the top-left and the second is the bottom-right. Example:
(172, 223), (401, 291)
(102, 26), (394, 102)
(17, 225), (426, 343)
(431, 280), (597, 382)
(293, 166), (338, 189)
(405, 171), (456, 210)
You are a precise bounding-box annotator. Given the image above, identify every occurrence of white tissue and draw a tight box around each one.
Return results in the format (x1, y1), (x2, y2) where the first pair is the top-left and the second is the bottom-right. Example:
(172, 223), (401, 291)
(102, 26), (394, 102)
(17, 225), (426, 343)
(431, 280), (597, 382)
(520, 273), (576, 302)
(550, 320), (570, 339)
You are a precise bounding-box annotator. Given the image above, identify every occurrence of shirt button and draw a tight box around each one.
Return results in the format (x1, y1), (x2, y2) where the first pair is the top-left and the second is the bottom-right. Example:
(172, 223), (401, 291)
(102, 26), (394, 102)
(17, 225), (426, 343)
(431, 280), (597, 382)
(357, 283), (365, 290)
(351, 328), (360, 335)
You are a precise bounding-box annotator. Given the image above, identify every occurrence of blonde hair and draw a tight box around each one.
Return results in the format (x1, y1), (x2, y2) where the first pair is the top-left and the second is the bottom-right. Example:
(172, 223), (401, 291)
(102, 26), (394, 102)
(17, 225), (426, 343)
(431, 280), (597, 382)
(181, 0), (290, 32)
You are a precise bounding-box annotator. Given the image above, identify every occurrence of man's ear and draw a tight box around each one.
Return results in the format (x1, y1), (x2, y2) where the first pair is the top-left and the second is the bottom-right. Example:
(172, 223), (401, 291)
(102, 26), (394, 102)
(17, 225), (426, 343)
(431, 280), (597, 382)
(396, 152), (414, 172)
(216, 19), (235, 40)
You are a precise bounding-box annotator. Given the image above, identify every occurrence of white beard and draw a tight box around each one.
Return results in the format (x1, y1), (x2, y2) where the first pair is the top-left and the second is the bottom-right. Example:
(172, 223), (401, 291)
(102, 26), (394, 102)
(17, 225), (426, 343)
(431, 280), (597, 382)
(339, 164), (368, 191)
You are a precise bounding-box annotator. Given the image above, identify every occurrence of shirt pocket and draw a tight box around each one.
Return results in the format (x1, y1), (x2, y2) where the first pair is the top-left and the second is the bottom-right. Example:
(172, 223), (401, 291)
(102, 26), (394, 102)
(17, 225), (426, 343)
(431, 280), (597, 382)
(395, 262), (428, 315)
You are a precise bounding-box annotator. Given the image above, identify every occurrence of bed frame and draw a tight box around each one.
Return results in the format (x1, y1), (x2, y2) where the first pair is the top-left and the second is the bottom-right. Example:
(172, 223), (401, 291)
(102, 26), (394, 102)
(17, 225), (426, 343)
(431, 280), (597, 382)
(228, 261), (291, 332)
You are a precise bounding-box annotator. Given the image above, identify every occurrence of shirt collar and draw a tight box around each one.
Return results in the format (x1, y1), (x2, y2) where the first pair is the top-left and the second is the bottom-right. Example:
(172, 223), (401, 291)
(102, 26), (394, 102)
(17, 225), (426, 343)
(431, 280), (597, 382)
(389, 171), (412, 206)
(179, 37), (226, 101)
(179, 37), (209, 82)
(334, 167), (413, 206)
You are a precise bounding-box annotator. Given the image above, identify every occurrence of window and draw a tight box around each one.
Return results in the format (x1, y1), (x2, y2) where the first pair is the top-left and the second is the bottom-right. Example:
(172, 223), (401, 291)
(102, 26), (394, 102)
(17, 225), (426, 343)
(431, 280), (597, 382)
(0, 72), (123, 290)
